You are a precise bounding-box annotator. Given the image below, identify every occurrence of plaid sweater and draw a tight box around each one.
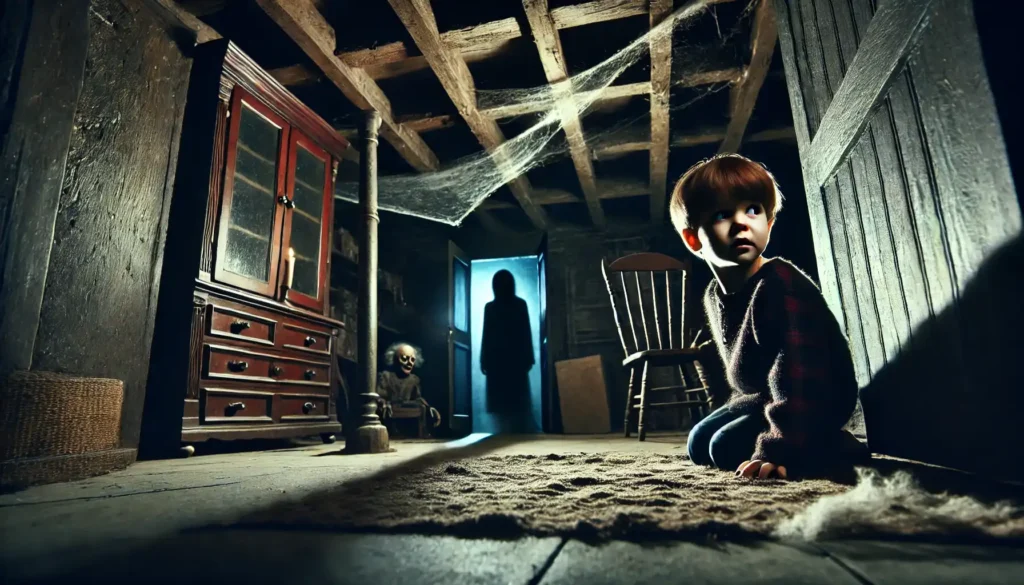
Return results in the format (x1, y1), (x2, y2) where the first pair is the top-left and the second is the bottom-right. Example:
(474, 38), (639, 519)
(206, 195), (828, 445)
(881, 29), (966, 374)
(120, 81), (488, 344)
(703, 258), (858, 470)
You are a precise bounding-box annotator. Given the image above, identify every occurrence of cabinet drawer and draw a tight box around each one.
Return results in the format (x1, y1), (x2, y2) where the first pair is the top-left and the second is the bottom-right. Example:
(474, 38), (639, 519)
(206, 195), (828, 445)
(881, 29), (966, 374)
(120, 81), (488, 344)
(280, 394), (329, 422)
(207, 302), (276, 347)
(279, 321), (331, 356)
(268, 358), (330, 388)
(203, 343), (330, 388)
(201, 388), (273, 424)
(204, 344), (276, 383)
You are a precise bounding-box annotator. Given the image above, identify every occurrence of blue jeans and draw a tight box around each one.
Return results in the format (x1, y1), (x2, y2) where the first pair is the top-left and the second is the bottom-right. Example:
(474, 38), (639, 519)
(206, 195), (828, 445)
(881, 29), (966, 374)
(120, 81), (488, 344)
(686, 406), (768, 471)
(687, 405), (871, 473)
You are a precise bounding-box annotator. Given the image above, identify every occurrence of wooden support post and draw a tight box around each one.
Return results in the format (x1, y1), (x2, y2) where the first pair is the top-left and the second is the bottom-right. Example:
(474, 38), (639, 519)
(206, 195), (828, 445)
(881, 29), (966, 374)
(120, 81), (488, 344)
(351, 110), (389, 454)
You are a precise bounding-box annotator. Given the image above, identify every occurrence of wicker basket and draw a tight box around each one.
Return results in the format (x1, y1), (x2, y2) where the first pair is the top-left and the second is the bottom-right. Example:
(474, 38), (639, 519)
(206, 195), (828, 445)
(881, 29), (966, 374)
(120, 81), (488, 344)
(1, 371), (131, 489)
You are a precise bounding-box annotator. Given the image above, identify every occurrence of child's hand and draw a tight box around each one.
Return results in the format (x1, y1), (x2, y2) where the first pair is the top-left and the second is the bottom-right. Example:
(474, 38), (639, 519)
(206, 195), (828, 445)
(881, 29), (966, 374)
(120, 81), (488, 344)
(736, 459), (788, 480)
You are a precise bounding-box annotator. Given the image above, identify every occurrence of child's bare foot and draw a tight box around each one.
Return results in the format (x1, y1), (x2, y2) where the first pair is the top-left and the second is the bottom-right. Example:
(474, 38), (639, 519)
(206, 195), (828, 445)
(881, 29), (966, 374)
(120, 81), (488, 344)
(736, 459), (788, 480)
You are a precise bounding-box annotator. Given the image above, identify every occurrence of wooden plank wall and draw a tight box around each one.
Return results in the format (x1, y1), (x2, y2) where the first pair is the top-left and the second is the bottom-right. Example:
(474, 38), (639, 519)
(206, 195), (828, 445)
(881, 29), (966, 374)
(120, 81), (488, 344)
(28, 0), (192, 450)
(0, 0), (90, 377)
(777, 0), (1023, 476)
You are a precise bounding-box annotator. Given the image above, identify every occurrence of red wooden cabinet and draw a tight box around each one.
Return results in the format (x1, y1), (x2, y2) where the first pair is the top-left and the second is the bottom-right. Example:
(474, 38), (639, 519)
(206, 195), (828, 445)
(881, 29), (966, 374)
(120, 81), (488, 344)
(144, 41), (347, 454)
(213, 87), (334, 312)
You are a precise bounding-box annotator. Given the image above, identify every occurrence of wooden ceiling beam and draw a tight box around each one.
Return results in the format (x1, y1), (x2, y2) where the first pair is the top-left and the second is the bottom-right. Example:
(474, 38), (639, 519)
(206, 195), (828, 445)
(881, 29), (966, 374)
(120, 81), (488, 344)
(523, 0), (606, 228)
(386, 0), (548, 230)
(273, 1), (742, 85)
(479, 80), (650, 120)
(153, 0), (222, 43)
(396, 113), (456, 133)
(648, 0), (673, 225)
(480, 178), (649, 209)
(328, 0), (655, 83)
(591, 125), (796, 159)
(254, 0), (439, 172)
(268, 63), (320, 87)
(549, 0), (648, 29)
(718, 0), (777, 153)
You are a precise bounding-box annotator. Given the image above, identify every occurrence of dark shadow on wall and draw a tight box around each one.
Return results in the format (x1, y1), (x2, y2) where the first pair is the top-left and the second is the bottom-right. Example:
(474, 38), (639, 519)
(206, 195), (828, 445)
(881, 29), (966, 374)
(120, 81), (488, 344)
(860, 233), (1024, 482)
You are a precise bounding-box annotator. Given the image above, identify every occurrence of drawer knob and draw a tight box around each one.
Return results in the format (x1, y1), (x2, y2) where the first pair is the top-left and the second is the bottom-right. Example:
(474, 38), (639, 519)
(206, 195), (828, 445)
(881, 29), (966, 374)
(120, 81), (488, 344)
(270, 365), (282, 376)
(304, 336), (316, 347)
(303, 401), (315, 414)
(227, 401), (246, 412)
(304, 369), (317, 380)
(231, 320), (251, 332)
(228, 360), (248, 372)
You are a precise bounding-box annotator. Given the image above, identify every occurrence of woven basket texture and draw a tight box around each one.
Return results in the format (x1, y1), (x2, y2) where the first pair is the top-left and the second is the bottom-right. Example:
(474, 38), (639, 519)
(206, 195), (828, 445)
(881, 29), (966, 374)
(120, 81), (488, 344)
(0, 371), (123, 460)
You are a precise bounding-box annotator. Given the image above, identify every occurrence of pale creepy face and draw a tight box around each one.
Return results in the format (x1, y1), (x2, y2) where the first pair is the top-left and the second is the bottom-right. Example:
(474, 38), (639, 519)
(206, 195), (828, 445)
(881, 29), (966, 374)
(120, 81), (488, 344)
(395, 345), (416, 375)
(686, 191), (773, 269)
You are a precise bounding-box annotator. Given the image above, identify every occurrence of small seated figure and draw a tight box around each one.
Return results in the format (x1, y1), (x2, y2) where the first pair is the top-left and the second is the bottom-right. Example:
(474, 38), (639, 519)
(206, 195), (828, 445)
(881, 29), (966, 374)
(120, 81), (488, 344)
(377, 342), (440, 437)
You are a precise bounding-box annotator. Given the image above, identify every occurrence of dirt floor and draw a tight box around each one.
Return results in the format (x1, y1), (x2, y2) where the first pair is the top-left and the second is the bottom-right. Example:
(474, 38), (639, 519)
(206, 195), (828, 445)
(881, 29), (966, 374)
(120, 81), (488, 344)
(2, 433), (1022, 584)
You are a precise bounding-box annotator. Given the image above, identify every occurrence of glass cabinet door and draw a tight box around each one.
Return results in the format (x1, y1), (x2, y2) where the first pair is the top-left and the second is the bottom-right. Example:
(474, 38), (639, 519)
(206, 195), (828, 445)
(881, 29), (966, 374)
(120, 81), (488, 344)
(281, 129), (331, 311)
(214, 88), (289, 296)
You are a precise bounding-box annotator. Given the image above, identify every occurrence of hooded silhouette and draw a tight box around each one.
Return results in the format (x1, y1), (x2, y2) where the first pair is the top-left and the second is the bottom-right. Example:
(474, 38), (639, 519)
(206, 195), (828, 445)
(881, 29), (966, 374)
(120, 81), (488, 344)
(480, 270), (534, 429)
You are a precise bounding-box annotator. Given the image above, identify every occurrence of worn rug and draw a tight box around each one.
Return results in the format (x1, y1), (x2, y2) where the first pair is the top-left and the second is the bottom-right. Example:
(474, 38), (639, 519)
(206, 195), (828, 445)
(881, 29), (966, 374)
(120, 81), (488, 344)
(236, 451), (1024, 542)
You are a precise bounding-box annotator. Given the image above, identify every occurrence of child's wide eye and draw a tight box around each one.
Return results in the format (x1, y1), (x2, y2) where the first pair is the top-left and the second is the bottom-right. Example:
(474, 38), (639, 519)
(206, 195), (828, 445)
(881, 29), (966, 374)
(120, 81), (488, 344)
(746, 204), (763, 216)
(712, 210), (730, 222)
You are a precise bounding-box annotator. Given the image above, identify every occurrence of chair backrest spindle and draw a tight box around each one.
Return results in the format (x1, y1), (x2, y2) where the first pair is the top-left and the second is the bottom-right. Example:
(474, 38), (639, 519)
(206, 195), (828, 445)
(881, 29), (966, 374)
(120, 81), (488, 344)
(634, 272), (650, 350)
(649, 271), (663, 349)
(680, 270), (687, 348)
(666, 271), (673, 349)
(602, 253), (691, 357)
(620, 272), (639, 353)
(601, 259), (631, 358)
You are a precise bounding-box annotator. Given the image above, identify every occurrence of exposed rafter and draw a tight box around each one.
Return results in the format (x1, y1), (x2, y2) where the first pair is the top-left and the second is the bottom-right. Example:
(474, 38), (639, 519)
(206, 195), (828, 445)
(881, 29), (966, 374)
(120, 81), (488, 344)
(591, 125), (796, 159)
(648, 0), (674, 224)
(480, 179), (649, 210)
(154, 0), (222, 43)
(523, 0), (606, 228)
(268, 63), (320, 87)
(719, 0), (777, 153)
(479, 81), (650, 120)
(260, 0), (657, 85)
(386, 0), (548, 230)
(253, 0), (440, 172)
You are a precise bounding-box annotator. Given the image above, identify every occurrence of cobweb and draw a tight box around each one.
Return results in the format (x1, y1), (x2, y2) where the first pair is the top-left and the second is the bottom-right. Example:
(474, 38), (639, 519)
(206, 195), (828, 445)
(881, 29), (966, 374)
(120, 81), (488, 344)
(335, 0), (757, 226)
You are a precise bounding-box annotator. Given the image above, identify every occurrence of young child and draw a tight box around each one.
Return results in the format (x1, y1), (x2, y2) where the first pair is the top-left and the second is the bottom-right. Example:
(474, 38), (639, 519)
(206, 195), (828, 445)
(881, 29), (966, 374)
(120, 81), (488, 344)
(674, 154), (865, 480)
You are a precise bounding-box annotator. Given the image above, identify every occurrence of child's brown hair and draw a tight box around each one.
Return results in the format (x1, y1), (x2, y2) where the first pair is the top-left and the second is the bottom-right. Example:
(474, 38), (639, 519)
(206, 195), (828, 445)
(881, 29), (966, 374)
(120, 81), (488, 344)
(668, 153), (783, 234)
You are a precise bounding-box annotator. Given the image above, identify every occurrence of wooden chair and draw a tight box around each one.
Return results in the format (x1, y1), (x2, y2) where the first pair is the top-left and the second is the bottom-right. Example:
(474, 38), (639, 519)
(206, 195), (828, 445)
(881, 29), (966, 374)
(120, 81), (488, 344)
(601, 253), (712, 441)
(386, 403), (430, 439)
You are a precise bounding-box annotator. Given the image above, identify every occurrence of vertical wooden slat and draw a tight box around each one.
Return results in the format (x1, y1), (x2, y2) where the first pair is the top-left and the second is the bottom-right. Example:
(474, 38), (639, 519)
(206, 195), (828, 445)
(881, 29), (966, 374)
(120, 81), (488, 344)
(775, 0), (844, 327)
(836, 166), (887, 373)
(848, 0), (928, 341)
(650, 271), (663, 349)
(909, 0), (1021, 291)
(620, 272), (640, 354)
(824, 178), (872, 384)
(813, 0), (886, 374)
(796, 0), (870, 383)
(634, 272), (650, 350)
(828, 0), (906, 362)
(601, 259), (631, 358)
(887, 73), (955, 320)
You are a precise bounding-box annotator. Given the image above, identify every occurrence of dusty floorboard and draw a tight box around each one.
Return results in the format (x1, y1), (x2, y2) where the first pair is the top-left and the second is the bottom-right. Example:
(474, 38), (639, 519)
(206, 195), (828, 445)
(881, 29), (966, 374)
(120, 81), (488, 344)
(1, 434), (1022, 584)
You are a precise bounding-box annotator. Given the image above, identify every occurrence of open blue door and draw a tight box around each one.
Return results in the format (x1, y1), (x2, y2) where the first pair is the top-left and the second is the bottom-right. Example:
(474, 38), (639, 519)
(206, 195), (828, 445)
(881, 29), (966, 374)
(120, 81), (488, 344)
(448, 241), (472, 434)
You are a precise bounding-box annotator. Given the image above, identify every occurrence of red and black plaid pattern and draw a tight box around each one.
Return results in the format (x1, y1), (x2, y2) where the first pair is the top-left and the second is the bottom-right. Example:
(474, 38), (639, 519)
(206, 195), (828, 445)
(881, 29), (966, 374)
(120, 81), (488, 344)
(703, 259), (858, 471)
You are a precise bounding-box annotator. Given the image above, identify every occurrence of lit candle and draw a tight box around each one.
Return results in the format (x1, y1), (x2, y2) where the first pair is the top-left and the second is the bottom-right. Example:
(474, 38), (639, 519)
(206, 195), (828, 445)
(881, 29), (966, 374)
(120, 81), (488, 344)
(286, 247), (296, 289)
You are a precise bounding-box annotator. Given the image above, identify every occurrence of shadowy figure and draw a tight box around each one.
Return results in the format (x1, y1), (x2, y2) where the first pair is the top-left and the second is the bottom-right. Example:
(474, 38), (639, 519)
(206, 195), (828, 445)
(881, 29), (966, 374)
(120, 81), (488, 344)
(480, 269), (534, 433)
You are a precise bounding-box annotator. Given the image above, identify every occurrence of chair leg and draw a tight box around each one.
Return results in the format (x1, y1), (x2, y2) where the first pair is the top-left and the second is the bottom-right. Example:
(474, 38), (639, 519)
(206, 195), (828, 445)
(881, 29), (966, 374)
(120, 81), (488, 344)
(638, 362), (651, 442)
(623, 368), (637, 437)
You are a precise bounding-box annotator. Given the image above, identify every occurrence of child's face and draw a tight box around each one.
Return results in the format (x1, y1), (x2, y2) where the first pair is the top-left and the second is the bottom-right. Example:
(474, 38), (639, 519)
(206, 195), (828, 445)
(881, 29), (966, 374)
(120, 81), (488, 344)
(684, 192), (773, 268)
